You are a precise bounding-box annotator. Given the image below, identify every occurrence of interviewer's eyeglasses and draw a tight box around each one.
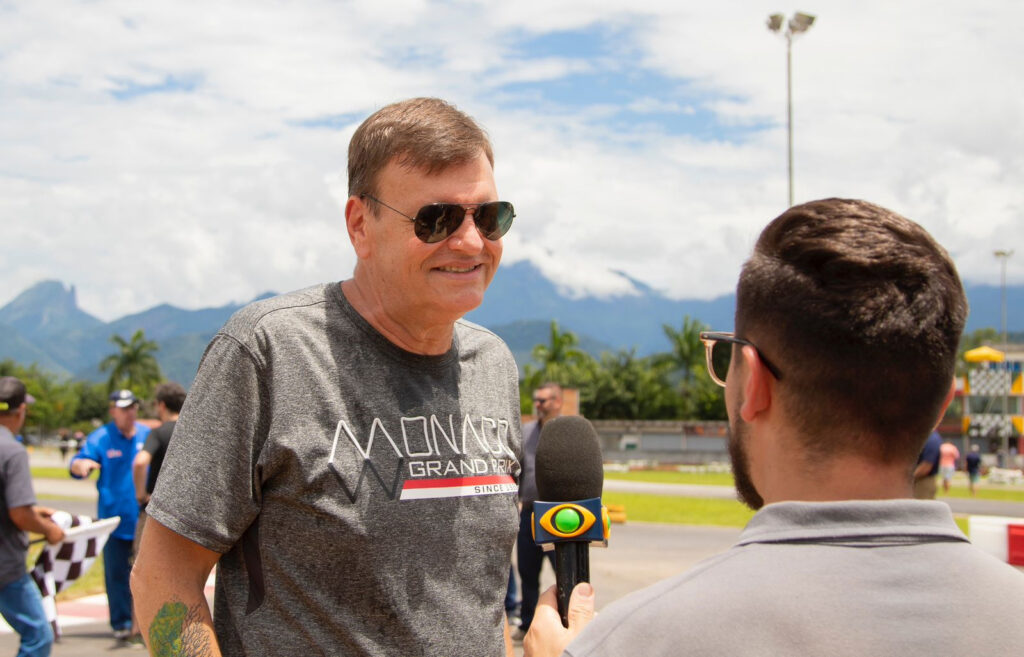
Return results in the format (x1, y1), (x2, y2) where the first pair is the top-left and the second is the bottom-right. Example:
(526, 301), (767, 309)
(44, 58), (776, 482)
(361, 194), (515, 244)
(699, 331), (783, 387)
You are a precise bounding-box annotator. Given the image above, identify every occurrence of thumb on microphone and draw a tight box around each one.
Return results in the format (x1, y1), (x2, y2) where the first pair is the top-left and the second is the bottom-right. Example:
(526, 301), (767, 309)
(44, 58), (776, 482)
(566, 582), (595, 630)
(523, 583), (596, 657)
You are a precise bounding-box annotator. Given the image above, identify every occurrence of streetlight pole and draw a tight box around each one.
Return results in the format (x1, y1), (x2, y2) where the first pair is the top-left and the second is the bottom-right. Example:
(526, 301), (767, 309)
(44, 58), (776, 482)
(995, 250), (1013, 347)
(767, 12), (816, 207)
(994, 249), (1014, 460)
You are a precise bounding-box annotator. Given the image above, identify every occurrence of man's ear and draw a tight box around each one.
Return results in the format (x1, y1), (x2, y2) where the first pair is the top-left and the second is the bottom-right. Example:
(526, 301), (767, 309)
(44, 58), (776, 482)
(739, 345), (773, 423)
(346, 196), (372, 259)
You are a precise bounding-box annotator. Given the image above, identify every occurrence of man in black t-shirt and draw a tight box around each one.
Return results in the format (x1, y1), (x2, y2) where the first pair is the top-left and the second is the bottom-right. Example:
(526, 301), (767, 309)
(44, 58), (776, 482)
(132, 382), (185, 548)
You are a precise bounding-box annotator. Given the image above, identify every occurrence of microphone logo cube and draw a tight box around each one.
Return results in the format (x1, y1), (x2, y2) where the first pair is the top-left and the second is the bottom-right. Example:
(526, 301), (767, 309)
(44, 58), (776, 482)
(532, 497), (610, 547)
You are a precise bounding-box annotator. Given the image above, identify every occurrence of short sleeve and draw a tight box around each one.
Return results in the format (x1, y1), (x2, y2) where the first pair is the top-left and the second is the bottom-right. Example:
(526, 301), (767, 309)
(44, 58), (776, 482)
(146, 333), (267, 553)
(2, 449), (36, 509)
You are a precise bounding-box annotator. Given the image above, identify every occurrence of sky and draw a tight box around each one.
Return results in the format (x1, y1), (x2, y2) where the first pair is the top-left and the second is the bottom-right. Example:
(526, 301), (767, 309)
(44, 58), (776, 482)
(1, 0), (1022, 321)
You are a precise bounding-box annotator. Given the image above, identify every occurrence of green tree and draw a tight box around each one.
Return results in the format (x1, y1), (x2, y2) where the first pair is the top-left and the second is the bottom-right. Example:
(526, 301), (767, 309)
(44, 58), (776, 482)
(71, 380), (113, 429)
(579, 349), (681, 420)
(655, 315), (726, 419)
(519, 321), (595, 414)
(99, 329), (162, 397)
(0, 359), (81, 442)
(657, 316), (707, 384)
(531, 320), (588, 371)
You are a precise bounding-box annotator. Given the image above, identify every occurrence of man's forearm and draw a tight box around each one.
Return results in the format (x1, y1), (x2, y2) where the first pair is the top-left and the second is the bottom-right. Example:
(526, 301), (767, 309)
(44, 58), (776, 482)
(132, 518), (222, 657)
(144, 598), (218, 657)
(9, 506), (64, 544)
(70, 458), (99, 478)
(134, 452), (152, 503)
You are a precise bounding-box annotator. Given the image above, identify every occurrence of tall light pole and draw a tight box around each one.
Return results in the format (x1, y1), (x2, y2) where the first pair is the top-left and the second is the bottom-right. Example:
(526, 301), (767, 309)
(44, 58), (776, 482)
(995, 250), (1014, 347)
(994, 249), (1014, 459)
(767, 12), (815, 207)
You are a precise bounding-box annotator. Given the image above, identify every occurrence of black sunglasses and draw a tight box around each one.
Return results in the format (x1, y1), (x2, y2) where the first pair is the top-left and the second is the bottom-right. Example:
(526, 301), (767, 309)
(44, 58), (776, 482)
(361, 194), (515, 244)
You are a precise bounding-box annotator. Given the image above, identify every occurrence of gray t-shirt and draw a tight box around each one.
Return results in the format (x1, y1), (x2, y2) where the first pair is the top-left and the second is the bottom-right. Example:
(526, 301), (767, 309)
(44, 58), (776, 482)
(148, 283), (522, 657)
(0, 425), (36, 587)
(565, 499), (1024, 657)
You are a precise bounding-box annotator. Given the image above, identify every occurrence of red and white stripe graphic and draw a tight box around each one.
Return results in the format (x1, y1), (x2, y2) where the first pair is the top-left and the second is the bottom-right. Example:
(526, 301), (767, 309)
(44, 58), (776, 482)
(400, 475), (517, 500)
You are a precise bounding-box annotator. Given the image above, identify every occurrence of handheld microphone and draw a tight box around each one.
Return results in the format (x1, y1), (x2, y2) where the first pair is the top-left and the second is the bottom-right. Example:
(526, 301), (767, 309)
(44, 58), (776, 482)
(533, 416), (609, 627)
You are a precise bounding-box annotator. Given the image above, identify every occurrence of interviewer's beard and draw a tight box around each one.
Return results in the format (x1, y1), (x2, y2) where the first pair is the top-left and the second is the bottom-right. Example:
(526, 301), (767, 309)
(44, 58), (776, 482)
(729, 414), (764, 511)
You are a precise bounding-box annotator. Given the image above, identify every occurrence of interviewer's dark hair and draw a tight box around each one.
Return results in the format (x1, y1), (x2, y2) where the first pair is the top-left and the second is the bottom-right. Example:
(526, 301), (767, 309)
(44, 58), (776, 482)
(347, 97), (493, 198)
(736, 198), (966, 463)
(154, 381), (186, 414)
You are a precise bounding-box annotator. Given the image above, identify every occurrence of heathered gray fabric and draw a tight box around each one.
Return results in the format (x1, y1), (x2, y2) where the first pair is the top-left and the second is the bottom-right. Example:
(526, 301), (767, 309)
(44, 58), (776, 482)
(147, 282), (522, 657)
(0, 426), (36, 587)
(565, 500), (1024, 657)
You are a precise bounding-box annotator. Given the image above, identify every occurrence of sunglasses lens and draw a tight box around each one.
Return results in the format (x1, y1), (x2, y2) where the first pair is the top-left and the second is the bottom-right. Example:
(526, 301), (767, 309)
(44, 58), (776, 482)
(414, 202), (515, 243)
(474, 202), (515, 240)
(710, 341), (732, 384)
(413, 205), (461, 243)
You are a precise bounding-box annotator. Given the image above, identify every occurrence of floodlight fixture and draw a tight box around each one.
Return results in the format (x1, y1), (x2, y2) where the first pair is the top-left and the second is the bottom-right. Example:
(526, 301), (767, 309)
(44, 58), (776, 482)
(789, 12), (815, 34)
(767, 13), (785, 32)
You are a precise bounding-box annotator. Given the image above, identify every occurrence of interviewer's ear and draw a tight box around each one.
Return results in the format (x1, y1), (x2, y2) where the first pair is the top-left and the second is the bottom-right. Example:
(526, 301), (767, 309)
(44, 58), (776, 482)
(933, 378), (957, 429)
(739, 345), (773, 423)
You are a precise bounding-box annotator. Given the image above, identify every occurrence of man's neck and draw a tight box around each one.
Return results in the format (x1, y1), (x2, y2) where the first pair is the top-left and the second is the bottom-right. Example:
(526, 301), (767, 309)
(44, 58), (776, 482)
(114, 422), (136, 438)
(341, 279), (456, 356)
(757, 447), (914, 504)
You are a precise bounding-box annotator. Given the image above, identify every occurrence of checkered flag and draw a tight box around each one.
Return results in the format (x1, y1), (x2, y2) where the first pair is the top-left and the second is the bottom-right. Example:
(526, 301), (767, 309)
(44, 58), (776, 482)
(30, 512), (120, 639)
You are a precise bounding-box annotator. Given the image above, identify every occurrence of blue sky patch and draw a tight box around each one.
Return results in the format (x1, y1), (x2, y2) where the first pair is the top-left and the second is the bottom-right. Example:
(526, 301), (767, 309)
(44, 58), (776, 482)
(502, 24), (762, 143)
(287, 112), (365, 130)
(109, 73), (200, 100)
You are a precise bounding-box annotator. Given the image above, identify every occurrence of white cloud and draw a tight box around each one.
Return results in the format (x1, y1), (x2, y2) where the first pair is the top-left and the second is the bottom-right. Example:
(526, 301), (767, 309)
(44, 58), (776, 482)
(1, 0), (1022, 323)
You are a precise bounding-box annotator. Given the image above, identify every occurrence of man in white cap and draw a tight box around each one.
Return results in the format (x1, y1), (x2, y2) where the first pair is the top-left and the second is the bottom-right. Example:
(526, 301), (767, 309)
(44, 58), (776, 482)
(70, 388), (150, 642)
(0, 376), (65, 656)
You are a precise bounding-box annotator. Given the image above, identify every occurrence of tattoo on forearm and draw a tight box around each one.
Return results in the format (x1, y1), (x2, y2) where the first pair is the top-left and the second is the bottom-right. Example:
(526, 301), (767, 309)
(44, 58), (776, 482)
(148, 600), (214, 656)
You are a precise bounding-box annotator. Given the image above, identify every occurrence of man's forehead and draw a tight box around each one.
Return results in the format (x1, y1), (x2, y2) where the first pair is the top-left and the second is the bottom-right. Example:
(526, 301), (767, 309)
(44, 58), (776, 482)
(379, 151), (493, 184)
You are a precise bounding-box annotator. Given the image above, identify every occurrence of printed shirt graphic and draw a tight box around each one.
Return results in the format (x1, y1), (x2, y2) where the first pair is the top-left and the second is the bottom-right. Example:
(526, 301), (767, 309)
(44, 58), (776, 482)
(147, 283), (523, 657)
(328, 412), (519, 503)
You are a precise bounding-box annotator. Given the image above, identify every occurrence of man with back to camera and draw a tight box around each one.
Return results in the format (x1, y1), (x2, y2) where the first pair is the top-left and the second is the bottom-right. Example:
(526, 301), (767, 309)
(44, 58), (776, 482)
(510, 382), (563, 642)
(966, 444), (982, 496)
(0, 377), (65, 657)
(70, 388), (149, 642)
(132, 381), (185, 550)
(525, 198), (1024, 656)
(132, 97), (523, 657)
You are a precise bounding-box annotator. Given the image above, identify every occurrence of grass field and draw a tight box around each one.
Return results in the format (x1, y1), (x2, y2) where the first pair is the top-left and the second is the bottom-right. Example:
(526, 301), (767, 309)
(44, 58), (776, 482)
(605, 468), (1024, 503)
(30, 466), (78, 480)
(606, 492), (755, 527)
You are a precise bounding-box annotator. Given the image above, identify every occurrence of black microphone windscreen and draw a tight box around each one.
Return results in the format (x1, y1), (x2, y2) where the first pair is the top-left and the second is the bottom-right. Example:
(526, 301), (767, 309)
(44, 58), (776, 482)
(535, 416), (603, 502)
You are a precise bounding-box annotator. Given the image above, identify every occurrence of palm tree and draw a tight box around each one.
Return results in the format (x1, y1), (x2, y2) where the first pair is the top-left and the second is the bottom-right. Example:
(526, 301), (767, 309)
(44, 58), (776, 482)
(658, 315), (707, 384)
(531, 320), (587, 371)
(99, 329), (162, 396)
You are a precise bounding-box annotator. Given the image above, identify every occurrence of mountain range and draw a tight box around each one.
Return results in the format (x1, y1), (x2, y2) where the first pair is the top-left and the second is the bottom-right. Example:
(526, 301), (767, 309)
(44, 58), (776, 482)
(1, 261), (1021, 387)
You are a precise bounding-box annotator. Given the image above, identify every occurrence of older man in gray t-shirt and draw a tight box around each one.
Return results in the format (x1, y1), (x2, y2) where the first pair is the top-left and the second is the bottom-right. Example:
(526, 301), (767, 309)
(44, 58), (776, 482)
(133, 98), (523, 657)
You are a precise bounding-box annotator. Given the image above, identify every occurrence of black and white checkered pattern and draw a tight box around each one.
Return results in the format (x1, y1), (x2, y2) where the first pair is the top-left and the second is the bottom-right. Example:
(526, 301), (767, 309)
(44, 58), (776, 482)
(30, 512), (119, 639)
